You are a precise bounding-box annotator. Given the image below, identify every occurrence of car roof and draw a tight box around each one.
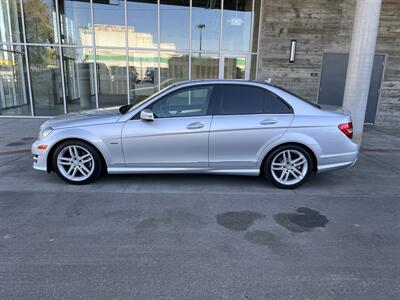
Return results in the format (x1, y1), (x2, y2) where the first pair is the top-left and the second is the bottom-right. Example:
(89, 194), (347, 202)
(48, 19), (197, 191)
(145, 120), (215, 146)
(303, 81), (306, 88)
(170, 79), (271, 88)
(119, 79), (326, 122)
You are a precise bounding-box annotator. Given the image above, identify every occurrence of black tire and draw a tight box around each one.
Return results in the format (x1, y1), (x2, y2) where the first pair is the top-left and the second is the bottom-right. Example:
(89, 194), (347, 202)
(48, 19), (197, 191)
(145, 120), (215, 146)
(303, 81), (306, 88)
(52, 140), (103, 185)
(264, 144), (313, 189)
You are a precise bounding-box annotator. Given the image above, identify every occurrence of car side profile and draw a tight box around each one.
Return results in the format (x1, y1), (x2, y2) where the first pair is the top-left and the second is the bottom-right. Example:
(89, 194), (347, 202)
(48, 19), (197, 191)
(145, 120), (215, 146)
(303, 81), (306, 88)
(32, 80), (358, 189)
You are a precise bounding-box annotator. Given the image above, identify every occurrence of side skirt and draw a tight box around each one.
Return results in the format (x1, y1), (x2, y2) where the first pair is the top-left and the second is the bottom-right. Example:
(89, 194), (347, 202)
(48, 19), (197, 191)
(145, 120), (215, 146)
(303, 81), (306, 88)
(107, 167), (260, 176)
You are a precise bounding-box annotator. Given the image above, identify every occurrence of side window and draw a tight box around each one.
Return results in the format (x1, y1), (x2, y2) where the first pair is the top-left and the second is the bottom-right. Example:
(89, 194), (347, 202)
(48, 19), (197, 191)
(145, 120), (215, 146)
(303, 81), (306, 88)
(219, 85), (265, 115)
(150, 86), (213, 118)
(264, 91), (292, 114)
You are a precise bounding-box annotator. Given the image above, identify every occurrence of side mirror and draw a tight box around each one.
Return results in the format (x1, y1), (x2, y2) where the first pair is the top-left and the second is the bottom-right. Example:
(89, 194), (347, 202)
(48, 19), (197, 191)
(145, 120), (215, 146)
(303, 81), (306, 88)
(140, 109), (154, 121)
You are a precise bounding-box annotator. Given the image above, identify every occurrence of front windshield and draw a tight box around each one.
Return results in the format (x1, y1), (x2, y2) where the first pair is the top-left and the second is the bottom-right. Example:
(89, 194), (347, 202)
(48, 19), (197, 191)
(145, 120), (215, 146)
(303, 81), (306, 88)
(126, 85), (175, 113)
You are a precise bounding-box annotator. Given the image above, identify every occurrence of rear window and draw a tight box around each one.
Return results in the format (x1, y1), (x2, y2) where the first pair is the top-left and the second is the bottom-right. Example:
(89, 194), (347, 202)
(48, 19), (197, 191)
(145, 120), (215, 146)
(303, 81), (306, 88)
(273, 85), (321, 109)
(264, 90), (292, 114)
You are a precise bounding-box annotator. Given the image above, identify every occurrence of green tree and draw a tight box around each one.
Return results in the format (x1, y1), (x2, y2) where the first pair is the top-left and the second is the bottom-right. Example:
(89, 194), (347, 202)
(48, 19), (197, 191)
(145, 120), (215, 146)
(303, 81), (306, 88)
(24, 0), (54, 44)
(24, 0), (56, 66)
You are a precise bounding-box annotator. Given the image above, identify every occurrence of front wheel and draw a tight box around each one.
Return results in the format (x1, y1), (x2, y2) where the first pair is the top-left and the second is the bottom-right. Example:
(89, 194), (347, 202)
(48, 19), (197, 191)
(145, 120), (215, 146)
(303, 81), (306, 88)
(264, 145), (313, 189)
(52, 140), (103, 184)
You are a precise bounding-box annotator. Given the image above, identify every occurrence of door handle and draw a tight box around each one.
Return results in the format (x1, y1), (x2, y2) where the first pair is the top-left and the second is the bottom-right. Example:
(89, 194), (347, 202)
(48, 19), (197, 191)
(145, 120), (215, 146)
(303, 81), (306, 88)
(260, 118), (278, 125)
(186, 122), (205, 129)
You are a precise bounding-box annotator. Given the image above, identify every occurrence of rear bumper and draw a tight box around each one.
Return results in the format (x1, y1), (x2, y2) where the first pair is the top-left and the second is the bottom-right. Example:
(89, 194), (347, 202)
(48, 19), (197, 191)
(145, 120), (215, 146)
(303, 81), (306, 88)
(317, 148), (359, 173)
(317, 156), (357, 173)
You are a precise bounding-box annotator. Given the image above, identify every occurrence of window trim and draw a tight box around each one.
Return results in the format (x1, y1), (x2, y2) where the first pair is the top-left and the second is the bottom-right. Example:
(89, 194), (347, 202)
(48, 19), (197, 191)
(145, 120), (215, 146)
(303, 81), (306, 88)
(134, 84), (217, 119)
(264, 88), (294, 114)
(214, 84), (293, 116)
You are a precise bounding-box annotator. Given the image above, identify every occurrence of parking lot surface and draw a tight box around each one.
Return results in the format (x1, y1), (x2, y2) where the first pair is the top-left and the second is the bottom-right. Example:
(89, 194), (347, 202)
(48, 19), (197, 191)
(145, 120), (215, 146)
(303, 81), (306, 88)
(0, 117), (399, 299)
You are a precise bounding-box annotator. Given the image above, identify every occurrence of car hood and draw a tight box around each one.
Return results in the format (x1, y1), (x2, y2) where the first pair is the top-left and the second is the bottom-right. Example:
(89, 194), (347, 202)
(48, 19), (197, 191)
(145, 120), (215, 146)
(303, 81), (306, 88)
(41, 107), (122, 130)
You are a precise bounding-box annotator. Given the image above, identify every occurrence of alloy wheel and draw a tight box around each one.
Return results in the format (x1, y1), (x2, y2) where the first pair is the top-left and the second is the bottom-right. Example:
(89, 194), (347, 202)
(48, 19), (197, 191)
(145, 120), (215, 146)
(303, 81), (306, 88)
(57, 145), (95, 182)
(270, 149), (308, 186)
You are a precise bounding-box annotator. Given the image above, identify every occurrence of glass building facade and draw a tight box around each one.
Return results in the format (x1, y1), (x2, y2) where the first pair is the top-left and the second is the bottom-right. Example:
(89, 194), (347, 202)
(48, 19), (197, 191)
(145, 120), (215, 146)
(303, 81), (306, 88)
(0, 0), (260, 116)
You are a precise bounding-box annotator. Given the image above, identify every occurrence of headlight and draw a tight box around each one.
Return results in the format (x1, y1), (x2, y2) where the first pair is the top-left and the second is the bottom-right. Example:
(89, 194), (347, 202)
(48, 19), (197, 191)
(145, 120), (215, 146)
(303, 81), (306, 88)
(38, 127), (53, 139)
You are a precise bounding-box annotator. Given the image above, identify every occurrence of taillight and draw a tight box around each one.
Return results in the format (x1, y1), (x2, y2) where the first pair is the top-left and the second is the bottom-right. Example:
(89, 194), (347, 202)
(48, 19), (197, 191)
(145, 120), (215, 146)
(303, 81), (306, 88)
(338, 122), (353, 139)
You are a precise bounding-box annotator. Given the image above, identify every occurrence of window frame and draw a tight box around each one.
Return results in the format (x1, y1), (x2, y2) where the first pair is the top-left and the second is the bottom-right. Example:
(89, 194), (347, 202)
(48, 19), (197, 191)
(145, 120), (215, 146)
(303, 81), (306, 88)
(263, 88), (294, 115)
(214, 84), (293, 116)
(134, 84), (217, 119)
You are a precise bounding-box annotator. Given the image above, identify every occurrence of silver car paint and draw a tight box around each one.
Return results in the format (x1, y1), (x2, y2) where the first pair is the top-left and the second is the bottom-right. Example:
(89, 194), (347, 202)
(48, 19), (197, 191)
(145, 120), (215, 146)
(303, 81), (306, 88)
(32, 80), (359, 176)
(209, 114), (294, 168)
(122, 115), (212, 167)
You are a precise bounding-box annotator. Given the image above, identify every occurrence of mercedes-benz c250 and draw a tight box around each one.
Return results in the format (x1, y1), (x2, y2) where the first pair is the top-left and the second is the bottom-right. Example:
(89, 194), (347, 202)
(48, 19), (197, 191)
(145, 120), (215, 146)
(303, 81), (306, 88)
(32, 80), (358, 189)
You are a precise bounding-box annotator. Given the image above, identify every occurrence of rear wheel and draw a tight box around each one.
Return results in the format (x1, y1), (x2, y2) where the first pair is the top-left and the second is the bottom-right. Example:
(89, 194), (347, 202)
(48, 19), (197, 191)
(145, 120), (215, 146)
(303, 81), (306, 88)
(52, 140), (103, 184)
(264, 145), (313, 189)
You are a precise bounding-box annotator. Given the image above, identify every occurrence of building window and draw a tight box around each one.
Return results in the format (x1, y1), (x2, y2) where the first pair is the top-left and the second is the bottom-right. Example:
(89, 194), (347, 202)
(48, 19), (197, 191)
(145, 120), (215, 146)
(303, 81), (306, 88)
(95, 48), (127, 107)
(160, 52), (189, 88)
(0, 0), (24, 44)
(93, 0), (125, 48)
(61, 47), (96, 112)
(0, 45), (31, 116)
(28, 46), (63, 116)
(222, 0), (252, 52)
(224, 56), (246, 79)
(128, 50), (159, 104)
(191, 0), (221, 52)
(23, 0), (58, 44)
(191, 53), (219, 80)
(58, 0), (92, 46)
(160, 0), (190, 51)
(0, 0), (260, 117)
(127, 0), (158, 49)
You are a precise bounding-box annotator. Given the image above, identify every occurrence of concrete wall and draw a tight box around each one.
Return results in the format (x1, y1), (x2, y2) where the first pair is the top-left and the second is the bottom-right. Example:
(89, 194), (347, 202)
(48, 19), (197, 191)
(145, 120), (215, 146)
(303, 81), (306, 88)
(256, 0), (400, 126)
(376, 0), (400, 125)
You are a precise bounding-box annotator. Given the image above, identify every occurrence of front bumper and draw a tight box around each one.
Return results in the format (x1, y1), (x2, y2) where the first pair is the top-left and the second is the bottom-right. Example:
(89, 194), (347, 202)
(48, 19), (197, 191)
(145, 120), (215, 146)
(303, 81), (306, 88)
(31, 140), (49, 172)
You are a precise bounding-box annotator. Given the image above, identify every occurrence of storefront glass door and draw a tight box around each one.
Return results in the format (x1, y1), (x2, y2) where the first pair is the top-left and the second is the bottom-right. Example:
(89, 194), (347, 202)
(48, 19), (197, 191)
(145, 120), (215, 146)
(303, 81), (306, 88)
(219, 55), (248, 80)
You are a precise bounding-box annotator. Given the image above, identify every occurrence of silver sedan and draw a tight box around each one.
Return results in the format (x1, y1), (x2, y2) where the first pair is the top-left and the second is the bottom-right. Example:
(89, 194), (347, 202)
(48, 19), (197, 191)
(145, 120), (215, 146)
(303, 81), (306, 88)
(32, 80), (358, 189)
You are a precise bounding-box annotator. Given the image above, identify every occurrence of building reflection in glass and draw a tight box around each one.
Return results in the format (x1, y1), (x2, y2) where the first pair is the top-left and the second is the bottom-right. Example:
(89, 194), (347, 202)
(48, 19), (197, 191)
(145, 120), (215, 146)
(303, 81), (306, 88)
(0, 0), (24, 43)
(0, 0), (259, 116)
(28, 46), (64, 116)
(222, 0), (252, 52)
(93, 0), (125, 47)
(160, 52), (189, 88)
(192, 0), (221, 52)
(61, 47), (96, 112)
(24, 0), (58, 44)
(0, 45), (30, 115)
(224, 57), (246, 79)
(127, 0), (158, 47)
(128, 51), (158, 104)
(81, 47), (127, 107)
(191, 53), (219, 80)
(58, 0), (92, 46)
(160, 0), (190, 51)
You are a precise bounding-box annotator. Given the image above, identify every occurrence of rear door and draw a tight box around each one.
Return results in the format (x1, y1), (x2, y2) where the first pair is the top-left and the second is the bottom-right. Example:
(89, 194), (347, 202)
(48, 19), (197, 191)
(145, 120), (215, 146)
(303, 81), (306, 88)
(209, 84), (294, 168)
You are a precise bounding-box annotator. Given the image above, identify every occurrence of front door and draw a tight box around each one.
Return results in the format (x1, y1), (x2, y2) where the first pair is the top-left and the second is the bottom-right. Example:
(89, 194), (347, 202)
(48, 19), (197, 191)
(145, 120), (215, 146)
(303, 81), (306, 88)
(121, 85), (215, 168)
(318, 52), (385, 124)
(219, 55), (248, 80)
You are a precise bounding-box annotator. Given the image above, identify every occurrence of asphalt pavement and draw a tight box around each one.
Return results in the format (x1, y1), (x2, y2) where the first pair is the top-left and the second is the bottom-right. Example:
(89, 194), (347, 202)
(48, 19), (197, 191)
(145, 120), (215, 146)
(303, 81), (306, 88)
(0, 117), (399, 299)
